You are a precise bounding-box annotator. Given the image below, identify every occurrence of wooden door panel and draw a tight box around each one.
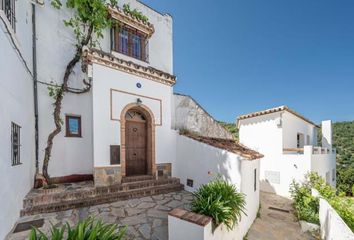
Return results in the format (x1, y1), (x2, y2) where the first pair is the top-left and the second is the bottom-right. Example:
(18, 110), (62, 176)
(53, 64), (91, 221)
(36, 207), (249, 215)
(126, 121), (147, 176)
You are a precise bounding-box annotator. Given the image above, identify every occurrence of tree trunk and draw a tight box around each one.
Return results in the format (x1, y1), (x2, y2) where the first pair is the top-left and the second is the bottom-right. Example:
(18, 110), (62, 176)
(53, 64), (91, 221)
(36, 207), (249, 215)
(41, 25), (93, 184)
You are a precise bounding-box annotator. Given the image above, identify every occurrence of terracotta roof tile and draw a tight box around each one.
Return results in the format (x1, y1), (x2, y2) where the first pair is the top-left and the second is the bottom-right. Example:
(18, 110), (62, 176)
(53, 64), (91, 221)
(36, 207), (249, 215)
(237, 105), (320, 128)
(180, 132), (263, 160)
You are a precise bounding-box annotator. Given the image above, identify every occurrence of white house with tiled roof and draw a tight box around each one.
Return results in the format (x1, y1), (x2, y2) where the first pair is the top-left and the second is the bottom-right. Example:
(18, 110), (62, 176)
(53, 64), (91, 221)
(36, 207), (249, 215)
(0, 1), (262, 239)
(237, 106), (336, 197)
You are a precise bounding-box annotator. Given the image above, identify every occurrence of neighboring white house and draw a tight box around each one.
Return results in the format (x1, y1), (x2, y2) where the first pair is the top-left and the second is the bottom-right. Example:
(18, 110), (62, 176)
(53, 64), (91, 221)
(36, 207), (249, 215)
(237, 106), (336, 197)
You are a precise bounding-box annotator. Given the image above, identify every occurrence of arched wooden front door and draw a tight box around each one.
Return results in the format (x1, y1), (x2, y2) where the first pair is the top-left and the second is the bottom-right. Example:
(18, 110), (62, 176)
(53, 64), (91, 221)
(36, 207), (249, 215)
(125, 110), (147, 176)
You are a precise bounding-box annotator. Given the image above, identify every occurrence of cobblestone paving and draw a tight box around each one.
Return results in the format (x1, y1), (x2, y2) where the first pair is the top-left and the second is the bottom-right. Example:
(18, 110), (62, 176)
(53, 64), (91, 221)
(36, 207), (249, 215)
(8, 191), (193, 240)
(247, 192), (317, 240)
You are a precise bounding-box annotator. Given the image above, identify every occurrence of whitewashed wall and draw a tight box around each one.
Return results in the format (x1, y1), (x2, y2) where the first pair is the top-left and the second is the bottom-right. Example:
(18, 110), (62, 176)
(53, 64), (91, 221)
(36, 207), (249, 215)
(169, 216), (247, 240)
(279, 151), (311, 197)
(319, 198), (354, 240)
(238, 112), (283, 194)
(92, 63), (176, 168)
(168, 216), (206, 240)
(175, 135), (260, 239)
(35, 2), (94, 177)
(0, 3), (35, 238)
(282, 111), (317, 148)
(311, 150), (336, 187)
(34, 0), (173, 177)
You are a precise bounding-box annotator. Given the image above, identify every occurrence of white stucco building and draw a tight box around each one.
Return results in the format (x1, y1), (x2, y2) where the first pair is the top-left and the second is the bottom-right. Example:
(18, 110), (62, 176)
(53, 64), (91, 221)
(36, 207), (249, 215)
(1, 1), (263, 239)
(237, 106), (336, 197)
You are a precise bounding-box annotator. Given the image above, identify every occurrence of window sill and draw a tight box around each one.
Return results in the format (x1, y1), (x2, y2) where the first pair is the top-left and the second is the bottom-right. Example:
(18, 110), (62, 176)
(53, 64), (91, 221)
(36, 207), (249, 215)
(12, 163), (23, 167)
(65, 135), (82, 138)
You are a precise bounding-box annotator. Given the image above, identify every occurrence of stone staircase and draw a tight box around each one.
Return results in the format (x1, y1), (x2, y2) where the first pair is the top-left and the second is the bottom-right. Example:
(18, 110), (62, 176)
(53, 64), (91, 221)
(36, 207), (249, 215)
(21, 176), (183, 216)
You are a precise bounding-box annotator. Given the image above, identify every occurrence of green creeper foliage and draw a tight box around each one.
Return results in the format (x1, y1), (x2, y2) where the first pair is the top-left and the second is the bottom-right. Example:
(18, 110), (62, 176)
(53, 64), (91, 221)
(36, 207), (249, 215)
(191, 178), (246, 231)
(51, 0), (118, 45)
(29, 217), (126, 240)
(123, 3), (149, 23)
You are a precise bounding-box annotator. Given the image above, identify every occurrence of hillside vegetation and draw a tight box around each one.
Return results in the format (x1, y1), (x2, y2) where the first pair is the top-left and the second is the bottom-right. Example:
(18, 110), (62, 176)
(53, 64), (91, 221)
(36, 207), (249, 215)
(333, 121), (354, 195)
(219, 122), (239, 139)
(219, 121), (354, 195)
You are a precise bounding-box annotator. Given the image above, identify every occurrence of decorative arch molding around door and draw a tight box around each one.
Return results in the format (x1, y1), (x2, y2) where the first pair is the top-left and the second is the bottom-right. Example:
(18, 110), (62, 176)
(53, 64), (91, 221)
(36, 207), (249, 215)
(120, 103), (156, 177)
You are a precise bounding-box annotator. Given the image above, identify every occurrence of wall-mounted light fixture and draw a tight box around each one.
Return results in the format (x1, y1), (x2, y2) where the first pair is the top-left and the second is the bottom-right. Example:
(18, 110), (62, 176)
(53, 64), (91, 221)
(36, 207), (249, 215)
(137, 98), (142, 104)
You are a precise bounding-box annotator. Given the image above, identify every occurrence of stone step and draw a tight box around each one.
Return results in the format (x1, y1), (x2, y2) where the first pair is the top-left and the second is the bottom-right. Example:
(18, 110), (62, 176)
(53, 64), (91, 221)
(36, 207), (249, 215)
(121, 175), (155, 183)
(21, 183), (184, 216)
(23, 178), (181, 209)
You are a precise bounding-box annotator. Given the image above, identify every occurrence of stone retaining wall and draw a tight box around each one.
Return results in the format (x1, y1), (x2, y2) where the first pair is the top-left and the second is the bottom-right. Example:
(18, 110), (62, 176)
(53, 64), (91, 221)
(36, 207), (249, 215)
(173, 93), (233, 139)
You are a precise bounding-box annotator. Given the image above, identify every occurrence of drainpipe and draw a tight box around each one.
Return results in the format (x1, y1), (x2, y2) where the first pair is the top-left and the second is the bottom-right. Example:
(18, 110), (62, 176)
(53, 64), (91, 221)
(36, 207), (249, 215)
(32, 3), (39, 175)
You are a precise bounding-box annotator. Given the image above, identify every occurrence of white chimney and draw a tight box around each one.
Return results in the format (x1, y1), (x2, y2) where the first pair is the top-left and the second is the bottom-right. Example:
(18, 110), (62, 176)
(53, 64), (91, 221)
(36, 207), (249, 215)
(322, 120), (332, 150)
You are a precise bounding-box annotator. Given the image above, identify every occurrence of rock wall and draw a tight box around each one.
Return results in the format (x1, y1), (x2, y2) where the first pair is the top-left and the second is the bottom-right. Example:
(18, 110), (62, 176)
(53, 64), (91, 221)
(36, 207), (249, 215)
(173, 93), (233, 139)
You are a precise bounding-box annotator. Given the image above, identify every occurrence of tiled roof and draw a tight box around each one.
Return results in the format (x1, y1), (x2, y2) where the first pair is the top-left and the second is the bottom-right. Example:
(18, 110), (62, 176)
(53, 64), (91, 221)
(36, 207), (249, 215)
(108, 6), (155, 37)
(237, 105), (320, 128)
(83, 48), (176, 86)
(180, 132), (263, 160)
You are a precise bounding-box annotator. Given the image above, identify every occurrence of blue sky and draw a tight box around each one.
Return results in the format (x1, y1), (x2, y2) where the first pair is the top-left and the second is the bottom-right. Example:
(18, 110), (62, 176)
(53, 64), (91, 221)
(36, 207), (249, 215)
(143, 0), (354, 123)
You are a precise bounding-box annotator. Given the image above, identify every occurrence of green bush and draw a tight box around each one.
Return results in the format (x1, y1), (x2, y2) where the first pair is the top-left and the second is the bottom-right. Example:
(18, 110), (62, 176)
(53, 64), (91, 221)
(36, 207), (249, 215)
(29, 217), (126, 240)
(191, 178), (246, 231)
(330, 197), (354, 231)
(291, 172), (354, 231)
(290, 177), (319, 224)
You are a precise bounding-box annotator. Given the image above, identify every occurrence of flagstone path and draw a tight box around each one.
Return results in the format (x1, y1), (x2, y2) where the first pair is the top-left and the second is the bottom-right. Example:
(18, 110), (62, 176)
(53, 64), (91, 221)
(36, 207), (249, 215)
(7, 191), (193, 240)
(247, 191), (318, 240)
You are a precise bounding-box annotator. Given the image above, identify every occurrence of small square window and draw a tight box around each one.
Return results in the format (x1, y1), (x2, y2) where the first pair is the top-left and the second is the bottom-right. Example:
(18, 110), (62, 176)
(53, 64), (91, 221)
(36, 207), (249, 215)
(186, 179), (193, 187)
(65, 115), (81, 137)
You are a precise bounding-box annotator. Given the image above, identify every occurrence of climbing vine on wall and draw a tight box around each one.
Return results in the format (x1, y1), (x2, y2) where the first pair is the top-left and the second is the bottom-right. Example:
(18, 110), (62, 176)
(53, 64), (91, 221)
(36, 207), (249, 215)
(39, 0), (117, 186)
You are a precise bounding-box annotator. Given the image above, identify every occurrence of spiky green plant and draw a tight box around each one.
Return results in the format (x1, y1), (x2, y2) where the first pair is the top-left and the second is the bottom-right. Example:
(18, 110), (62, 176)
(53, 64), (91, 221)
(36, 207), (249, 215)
(191, 178), (246, 231)
(29, 217), (126, 240)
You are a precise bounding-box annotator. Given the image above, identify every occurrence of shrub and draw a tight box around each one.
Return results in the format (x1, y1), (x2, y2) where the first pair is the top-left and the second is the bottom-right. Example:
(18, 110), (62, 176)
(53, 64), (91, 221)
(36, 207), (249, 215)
(29, 217), (126, 240)
(330, 197), (354, 231)
(290, 178), (319, 224)
(191, 178), (246, 231)
(291, 172), (354, 231)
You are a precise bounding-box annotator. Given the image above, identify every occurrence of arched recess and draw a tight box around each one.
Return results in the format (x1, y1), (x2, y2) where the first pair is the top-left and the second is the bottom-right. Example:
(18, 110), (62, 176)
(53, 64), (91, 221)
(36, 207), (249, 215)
(120, 103), (156, 177)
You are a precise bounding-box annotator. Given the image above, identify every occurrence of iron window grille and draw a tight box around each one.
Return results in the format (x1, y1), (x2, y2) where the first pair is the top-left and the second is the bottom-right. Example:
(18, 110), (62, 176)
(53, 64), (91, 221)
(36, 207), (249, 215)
(11, 122), (21, 166)
(111, 24), (149, 62)
(1, 0), (16, 32)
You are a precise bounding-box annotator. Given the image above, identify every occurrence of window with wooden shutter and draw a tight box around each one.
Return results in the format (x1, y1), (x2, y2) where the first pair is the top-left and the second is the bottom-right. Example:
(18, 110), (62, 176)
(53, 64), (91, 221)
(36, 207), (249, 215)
(111, 24), (148, 62)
